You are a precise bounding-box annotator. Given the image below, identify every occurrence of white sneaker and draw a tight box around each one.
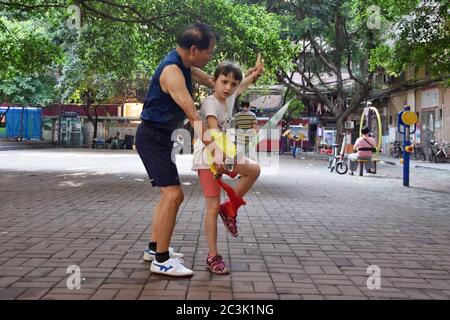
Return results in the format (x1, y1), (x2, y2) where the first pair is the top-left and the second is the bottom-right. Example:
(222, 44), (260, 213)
(143, 247), (184, 262)
(150, 257), (193, 277)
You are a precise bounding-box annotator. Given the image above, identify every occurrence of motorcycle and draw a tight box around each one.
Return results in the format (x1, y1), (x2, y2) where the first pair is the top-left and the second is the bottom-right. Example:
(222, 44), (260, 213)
(389, 141), (403, 158)
(434, 142), (450, 163)
(428, 140), (439, 162)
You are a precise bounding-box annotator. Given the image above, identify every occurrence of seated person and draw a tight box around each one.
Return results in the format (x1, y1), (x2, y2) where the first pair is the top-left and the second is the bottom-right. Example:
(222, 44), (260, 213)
(110, 131), (121, 149)
(348, 126), (376, 175)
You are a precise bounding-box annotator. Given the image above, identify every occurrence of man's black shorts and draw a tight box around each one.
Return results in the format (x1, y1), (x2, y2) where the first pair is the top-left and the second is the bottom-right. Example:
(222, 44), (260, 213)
(135, 121), (180, 187)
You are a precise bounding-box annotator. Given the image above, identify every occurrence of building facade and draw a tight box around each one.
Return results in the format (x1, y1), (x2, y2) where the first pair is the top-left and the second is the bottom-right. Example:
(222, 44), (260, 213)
(370, 67), (450, 155)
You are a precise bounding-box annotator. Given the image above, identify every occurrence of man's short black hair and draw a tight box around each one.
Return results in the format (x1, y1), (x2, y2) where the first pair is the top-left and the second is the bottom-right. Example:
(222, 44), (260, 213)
(177, 23), (218, 50)
(362, 126), (370, 134)
(241, 101), (250, 108)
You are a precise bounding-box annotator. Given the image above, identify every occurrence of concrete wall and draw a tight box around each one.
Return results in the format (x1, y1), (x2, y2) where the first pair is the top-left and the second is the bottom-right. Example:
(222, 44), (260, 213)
(387, 93), (408, 143)
(415, 85), (449, 144)
(443, 87), (450, 144)
(384, 85), (450, 146)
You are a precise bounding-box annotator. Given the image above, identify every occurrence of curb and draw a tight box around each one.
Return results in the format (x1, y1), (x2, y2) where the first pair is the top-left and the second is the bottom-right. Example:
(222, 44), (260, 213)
(381, 160), (450, 172)
(414, 165), (450, 172)
(0, 145), (56, 151)
(381, 160), (397, 166)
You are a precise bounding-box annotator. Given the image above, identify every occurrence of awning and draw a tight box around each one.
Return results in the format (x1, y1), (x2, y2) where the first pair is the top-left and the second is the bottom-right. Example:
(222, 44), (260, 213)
(250, 95), (282, 111)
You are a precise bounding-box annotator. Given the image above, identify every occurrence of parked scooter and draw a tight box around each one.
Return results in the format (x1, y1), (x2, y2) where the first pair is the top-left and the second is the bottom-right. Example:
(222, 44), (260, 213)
(428, 140), (440, 162)
(434, 142), (450, 163)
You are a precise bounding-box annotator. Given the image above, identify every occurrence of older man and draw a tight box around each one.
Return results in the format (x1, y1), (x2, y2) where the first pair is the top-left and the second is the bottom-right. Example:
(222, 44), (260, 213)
(136, 23), (217, 276)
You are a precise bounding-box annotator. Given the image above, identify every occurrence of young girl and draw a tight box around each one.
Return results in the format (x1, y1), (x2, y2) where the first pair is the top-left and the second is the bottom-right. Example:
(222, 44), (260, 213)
(192, 60), (263, 274)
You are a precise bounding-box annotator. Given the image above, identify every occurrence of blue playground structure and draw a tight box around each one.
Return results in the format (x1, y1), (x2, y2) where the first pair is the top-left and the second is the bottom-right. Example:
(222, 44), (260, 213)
(397, 105), (418, 187)
(0, 106), (42, 140)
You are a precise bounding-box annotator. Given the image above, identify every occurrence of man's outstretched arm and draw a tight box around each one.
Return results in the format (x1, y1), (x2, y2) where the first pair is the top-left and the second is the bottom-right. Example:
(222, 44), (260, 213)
(191, 67), (214, 88)
(160, 65), (210, 144)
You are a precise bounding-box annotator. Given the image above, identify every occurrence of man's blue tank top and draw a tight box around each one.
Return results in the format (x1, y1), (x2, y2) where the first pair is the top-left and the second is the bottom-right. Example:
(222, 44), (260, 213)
(140, 49), (192, 130)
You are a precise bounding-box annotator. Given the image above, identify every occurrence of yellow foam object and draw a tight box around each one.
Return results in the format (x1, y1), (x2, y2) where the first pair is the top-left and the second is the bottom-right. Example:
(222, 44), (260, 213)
(284, 132), (305, 142)
(210, 130), (237, 159)
(207, 131), (237, 177)
(405, 145), (413, 153)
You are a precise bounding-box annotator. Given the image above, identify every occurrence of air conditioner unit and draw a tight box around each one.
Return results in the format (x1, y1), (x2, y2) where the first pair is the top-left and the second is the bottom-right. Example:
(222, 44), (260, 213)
(345, 121), (354, 129)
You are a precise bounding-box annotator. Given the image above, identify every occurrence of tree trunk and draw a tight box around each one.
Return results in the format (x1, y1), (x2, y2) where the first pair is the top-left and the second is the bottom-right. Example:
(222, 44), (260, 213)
(335, 97), (361, 147)
(83, 90), (98, 148)
(93, 107), (98, 140)
(336, 116), (345, 147)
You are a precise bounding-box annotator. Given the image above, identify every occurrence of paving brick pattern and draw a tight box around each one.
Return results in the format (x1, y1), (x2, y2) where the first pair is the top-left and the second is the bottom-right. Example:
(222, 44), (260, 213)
(0, 151), (450, 300)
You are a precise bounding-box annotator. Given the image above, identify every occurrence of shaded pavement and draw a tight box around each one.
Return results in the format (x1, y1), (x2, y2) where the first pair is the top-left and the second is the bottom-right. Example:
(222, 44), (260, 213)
(0, 149), (449, 300)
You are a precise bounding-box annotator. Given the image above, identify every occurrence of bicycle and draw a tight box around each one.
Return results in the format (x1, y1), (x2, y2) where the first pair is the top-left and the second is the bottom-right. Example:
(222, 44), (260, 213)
(328, 144), (348, 174)
(389, 141), (403, 158)
(434, 142), (450, 163)
(411, 143), (426, 161)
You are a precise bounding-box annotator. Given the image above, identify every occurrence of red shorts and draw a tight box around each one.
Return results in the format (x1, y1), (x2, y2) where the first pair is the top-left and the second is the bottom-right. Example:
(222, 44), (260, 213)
(198, 169), (237, 198)
(198, 169), (220, 198)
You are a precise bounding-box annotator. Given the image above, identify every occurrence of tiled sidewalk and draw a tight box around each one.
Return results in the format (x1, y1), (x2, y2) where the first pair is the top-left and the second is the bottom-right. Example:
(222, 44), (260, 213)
(0, 152), (449, 300)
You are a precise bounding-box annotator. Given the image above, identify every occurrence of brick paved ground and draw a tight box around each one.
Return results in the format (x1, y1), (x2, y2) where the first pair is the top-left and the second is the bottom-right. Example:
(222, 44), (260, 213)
(0, 149), (449, 300)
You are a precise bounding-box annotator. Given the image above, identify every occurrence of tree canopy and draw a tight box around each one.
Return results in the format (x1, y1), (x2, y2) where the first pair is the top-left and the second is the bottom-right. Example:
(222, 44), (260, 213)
(1, 0), (448, 116)
(0, 13), (62, 105)
(367, 0), (450, 82)
(1, 0), (295, 107)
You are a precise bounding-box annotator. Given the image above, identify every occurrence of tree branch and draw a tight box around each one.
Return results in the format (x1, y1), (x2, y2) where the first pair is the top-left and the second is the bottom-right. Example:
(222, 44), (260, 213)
(0, 0), (66, 10)
(307, 33), (339, 74)
(296, 50), (336, 95)
(342, 20), (365, 87)
(277, 70), (312, 101)
(346, 54), (364, 86)
(91, 0), (145, 19)
(280, 66), (335, 111)
(79, 2), (166, 31)
(0, 19), (18, 40)
(1, 0), (178, 30)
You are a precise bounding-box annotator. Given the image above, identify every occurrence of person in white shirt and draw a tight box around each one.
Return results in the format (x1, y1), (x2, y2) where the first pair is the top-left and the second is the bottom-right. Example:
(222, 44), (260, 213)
(316, 124), (323, 152)
(192, 60), (263, 274)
